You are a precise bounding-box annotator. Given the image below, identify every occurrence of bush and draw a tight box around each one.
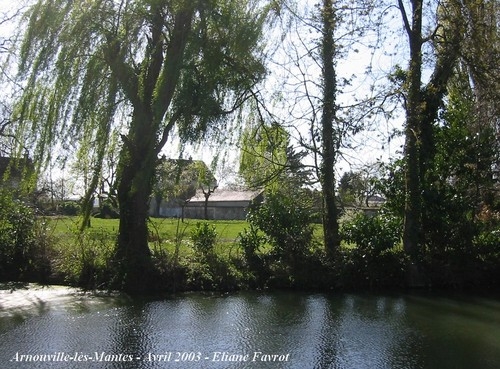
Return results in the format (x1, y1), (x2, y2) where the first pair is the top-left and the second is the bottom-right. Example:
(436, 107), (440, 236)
(340, 211), (402, 255)
(338, 211), (405, 289)
(53, 228), (115, 289)
(60, 201), (81, 216)
(238, 225), (265, 266)
(238, 225), (269, 287)
(0, 190), (51, 281)
(247, 192), (314, 263)
(474, 229), (500, 284)
(94, 199), (119, 219)
(336, 247), (407, 289)
(191, 222), (217, 259)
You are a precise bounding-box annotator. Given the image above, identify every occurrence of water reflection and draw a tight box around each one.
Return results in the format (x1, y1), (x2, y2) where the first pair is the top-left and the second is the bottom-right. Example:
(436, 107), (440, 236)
(0, 288), (499, 369)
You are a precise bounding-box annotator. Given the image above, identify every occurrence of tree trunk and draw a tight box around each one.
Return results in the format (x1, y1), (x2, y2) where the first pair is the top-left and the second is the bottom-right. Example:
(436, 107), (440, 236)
(400, 0), (464, 286)
(320, 0), (340, 257)
(204, 193), (209, 220)
(400, 0), (425, 286)
(114, 113), (157, 294)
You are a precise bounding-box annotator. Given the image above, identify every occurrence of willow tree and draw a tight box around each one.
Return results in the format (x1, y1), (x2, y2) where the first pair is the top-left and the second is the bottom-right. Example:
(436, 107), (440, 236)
(14, 0), (269, 293)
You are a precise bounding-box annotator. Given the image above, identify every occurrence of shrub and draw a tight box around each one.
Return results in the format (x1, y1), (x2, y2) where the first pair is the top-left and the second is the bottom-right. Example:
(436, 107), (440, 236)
(247, 192), (314, 263)
(238, 225), (265, 266)
(191, 222), (217, 259)
(238, 225), (269, 287)
(0, 190), (51, 281)
(336, 247), (407, 289)
(340, 211), (401, 255)
(60, 201), (81, 216)
(94, 199), (119, 219)
(338, 211), (405, 289)
(53, 228), (115, 289)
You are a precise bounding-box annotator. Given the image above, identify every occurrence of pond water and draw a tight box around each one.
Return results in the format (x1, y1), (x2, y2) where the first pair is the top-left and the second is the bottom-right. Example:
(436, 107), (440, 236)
(0, 284), (499, 369)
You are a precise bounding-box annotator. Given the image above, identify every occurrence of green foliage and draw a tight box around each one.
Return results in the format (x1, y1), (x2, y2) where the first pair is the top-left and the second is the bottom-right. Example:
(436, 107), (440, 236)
(239, 121), (312, 192)
(174, 1), (268, 142)
(340, 212), (402, 255)
(187, 222), (246, 291)
(152, 158), (216, 212)
(13, 0), (271, 292)
(239, 122), (289, 190)
(238, 224), (268, 286)
(473, 224), (500, 282)
(338, 170), (379, 208)
(419, 71), (498, 285)
(336, 247), (407, 290)
(191, 222), (218, 259)
(0, 189), (51, 281)
(376, 160), (406, 217)
(184, 253), (244, 292)
(60, 201), (81, 216)
(94, 198), (119, 219)
(56, 229), (115, 289)
(247, 191), (314, 262)
(377, 67), (500, 287)
(336, 211), (406, 289)
(238, 224), (265, 264)
(338, 171), (364, 207)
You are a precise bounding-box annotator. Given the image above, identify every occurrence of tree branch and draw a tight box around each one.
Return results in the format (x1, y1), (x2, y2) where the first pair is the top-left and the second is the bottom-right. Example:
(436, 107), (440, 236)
(397, 0), (412, 36)
(103, 37), (140, 108)
(152, 7), (193, 123)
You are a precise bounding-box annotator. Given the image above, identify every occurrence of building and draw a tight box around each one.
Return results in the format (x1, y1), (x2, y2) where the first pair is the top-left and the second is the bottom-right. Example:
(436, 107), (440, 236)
(150, 187), (264, 220)
(184, 188), (264, 220)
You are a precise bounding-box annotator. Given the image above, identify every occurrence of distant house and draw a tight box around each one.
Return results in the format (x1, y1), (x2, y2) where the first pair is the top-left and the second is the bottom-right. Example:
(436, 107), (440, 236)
(184, 188), (264, 220)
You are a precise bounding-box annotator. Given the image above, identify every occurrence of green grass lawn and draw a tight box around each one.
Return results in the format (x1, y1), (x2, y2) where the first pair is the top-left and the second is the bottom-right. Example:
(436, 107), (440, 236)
(44, 216), (251, 260)
(46, 216), (249, 241)
(44, 216), (329, 270)
(39, 216), (364, 290)
(41, 216), (253, 285)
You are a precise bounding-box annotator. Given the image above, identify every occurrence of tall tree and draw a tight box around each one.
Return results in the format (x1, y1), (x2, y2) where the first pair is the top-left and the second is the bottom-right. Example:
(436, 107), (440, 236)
(152, 158), (216, 219)
(264, 0), (380, 258)
(13, 0), (270, 293)
(319, 0), (340, 257)
(0, 6), (21, 156)
(193, 160), (218, 220)
(397, 0), (465, 283)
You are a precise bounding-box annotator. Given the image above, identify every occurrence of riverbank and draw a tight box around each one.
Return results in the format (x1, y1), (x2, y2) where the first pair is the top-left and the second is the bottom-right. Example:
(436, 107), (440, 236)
(2, 214), (499, 295)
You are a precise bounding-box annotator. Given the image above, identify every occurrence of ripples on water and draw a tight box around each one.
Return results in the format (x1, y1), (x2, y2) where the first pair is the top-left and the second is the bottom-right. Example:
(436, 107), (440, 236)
(1, 285), (499, 369)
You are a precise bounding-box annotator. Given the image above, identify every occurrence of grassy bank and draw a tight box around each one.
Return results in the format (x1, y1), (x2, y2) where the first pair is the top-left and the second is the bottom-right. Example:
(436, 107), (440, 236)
(43, 216), (258, 291)
(7, 213), (498, 294)
(8, 215), (405, 293)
